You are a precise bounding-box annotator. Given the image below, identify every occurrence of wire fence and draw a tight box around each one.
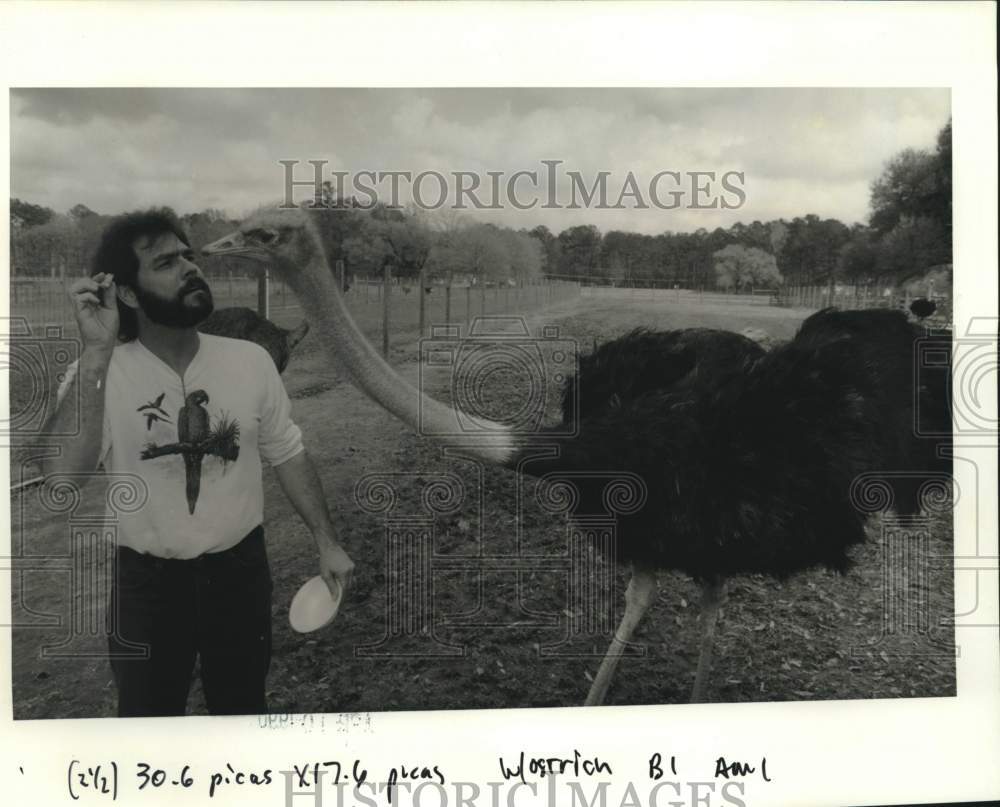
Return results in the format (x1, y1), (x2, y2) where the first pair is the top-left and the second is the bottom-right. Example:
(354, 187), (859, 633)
(9, 273), (952, 342)
(7, 271), (583, 354)
(576, 282), (951, 320)
(579, 286), (779, 306)
(775, 283), (953, 321)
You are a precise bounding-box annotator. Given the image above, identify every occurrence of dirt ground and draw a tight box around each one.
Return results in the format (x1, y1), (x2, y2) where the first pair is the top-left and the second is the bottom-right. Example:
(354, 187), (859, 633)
(9, 292), (955, 719)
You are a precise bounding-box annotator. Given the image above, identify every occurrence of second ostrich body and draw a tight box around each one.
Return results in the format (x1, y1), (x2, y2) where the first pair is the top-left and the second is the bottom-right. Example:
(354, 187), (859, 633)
(534, 315), (951, 701)
(198, 306), (310, 373)
(203, 209), (952, 705)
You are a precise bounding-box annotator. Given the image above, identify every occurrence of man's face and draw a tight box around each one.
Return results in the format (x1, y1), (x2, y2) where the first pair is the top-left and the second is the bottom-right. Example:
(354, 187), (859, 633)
(128, 231), (214, 328)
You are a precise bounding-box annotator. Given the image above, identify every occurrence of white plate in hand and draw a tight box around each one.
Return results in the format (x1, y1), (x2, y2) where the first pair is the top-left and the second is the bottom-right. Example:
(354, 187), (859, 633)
(289, 575), (342, 633)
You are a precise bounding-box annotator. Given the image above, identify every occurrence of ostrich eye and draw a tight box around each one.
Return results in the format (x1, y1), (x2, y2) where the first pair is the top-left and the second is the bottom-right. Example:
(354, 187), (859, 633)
(248, 228), (277, 244)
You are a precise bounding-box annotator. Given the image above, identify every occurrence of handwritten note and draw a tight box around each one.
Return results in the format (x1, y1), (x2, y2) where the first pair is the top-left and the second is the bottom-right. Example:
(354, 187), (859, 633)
(53, 749), (772, 804)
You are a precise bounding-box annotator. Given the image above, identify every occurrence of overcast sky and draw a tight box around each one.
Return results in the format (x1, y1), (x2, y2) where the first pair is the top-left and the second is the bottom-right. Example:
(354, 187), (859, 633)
(11, 88), (949, 235)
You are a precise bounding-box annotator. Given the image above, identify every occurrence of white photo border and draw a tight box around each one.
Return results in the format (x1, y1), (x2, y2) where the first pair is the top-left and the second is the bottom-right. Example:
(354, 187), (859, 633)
(1, 3), (997, 806)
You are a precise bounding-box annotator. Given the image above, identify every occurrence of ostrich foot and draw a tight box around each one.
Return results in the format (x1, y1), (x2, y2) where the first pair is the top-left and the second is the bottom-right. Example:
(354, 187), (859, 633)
(584, 566), (658, 706)
(691, 578), (728, 703)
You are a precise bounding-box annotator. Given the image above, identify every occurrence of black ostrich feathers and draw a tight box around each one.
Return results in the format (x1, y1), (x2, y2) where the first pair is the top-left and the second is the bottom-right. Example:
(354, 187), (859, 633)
(517, 308), (952, 582)
(562, 327), (765, 423)
(198, 307), (309, 374)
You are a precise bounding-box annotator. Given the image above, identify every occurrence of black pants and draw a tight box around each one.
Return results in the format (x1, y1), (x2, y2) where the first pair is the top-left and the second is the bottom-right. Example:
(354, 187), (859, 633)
(107, 526), (272, 717)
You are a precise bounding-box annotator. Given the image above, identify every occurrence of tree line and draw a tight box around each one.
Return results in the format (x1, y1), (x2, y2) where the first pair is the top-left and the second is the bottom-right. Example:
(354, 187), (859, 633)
(10, 119), (950, 293)
(9, 197), (545, 288)
(533, 119), (951, 292)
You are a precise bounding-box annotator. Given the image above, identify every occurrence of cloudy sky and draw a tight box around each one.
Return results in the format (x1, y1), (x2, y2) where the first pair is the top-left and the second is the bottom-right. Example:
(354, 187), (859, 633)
(11, 88), (949, 235)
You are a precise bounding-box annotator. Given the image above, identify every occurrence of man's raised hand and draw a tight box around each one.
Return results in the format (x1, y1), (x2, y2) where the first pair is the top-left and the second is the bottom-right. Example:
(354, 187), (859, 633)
(68, 272), (119, 353)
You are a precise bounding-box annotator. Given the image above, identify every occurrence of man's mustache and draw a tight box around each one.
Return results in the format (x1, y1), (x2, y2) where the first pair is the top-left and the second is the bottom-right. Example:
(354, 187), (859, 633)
(181, 278), (212, 295)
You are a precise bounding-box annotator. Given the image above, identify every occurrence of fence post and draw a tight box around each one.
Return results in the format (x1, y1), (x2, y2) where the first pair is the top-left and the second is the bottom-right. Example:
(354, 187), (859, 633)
(418, 268), (426, 340)
(466, 285), (472, 325)
(382, 263), (391, 359)
(480, 279), (487, 317)
(336, 259), (345, 295)
(445, 282), (452, 325)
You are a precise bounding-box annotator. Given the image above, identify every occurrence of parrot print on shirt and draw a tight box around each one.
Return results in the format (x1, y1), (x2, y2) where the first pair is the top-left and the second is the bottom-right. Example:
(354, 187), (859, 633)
(139, 389), (241, 514)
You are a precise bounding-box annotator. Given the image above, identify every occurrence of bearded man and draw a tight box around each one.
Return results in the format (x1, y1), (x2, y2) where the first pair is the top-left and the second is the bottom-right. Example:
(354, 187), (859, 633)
(42, 209), (353, 717)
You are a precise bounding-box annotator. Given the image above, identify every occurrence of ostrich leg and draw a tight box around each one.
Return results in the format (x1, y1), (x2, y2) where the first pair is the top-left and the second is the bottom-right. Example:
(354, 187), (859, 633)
(690, 578), (728, 703)
(584, 566), (658, 706)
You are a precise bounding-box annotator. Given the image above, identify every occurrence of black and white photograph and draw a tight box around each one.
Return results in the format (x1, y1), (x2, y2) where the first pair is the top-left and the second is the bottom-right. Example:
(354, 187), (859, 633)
(7, 85), (959, 718)
(1, 4), (997, 807)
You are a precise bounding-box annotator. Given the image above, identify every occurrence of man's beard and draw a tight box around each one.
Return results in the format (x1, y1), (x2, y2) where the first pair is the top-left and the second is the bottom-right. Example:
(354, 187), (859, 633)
(134, 277), (215, 328)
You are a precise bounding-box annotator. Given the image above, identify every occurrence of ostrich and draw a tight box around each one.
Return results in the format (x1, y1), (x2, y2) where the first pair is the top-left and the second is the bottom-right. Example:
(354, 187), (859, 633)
(203, 209), (952, 705)
(198, 306), (310, 373)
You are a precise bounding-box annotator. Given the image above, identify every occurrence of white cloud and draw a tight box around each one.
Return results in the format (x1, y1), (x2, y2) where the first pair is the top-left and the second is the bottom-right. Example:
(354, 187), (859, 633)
(11, 88), (949, 235)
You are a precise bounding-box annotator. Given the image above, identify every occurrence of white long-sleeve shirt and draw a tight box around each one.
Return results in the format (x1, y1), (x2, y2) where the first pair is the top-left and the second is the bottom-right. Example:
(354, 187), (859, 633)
(57, 334), (303, 558)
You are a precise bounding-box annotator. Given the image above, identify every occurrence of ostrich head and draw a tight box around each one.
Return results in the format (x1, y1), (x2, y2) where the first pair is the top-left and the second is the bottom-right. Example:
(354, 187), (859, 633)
(202, 206), (320, 282)
(203, 208), (341, 331)
(203, 205), (517, 466)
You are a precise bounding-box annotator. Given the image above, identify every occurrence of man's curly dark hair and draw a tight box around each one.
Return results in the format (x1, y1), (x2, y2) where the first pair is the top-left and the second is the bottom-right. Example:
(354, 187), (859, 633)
(91, 208), (191, 342)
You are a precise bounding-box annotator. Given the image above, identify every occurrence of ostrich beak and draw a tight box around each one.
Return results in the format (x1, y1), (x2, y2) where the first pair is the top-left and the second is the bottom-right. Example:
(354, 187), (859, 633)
(202, 231), (251, 258)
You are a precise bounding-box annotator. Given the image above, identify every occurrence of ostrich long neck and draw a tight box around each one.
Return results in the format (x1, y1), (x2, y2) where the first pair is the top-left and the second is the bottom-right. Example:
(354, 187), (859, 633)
(287, 242), (516, 465)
